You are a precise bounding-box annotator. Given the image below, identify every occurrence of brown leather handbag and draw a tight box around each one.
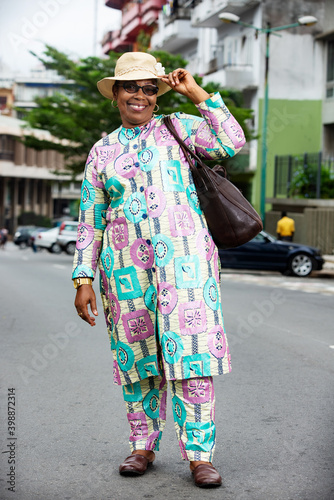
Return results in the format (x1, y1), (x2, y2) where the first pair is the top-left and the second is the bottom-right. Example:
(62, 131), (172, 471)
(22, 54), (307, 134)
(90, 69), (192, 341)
(164, 115), (263, 249)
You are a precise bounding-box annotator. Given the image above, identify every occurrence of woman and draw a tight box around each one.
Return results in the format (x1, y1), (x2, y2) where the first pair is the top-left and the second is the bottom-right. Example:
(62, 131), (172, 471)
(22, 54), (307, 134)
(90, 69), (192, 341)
(72, 52), (246, 488)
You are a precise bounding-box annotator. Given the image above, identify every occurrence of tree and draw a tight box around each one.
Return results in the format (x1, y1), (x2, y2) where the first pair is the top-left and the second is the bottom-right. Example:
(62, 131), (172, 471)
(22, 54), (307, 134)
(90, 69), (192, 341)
(22, 46), (254, 177)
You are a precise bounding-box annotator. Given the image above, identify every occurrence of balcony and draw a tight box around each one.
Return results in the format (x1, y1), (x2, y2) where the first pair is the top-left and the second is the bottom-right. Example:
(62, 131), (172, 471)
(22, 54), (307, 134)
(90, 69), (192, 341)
(141, 0), (165, 16)
(122, 2), (141, 27)
(121, 3), (146, 38)
(102, 29), (130, 54)
(111, 35), (133, 52)
(151, 16), (198, 53)
(101, 30), (114, 54)
(224, 64), (258, 90)
(164, 6), (191, 26)
(141, 0), (165, 26)
(191, 0), (259, 28)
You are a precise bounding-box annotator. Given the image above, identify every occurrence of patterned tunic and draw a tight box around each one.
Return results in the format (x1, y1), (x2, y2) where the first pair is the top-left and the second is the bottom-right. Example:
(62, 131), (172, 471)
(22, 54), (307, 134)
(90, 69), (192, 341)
(72, 92), (246, 386)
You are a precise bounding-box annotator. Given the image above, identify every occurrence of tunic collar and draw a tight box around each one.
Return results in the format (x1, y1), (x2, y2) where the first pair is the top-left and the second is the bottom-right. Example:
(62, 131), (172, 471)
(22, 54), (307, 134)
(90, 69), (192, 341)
(119, 116), (161, 142)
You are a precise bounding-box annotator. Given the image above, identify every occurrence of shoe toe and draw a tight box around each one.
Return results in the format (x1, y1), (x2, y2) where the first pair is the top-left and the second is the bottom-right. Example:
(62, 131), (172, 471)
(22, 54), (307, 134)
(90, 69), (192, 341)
(192, 464), (222, 488)
(119, 455), (151, 476)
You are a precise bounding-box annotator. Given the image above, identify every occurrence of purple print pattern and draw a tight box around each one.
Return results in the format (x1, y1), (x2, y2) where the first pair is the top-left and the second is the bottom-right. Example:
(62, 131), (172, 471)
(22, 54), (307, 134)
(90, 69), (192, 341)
(130, 238), (154, 269)
(196, 228), (214, 261)
(207, 326), (227, 359)
(128, 412), (148, 441)
(178, 301), (207, 335)
(182, 378), (211, 404)
(122, 309), (154, 343)
(111, 217), (128, 250)
(168, 205), (195, 237)
(157, 282), (178, 315)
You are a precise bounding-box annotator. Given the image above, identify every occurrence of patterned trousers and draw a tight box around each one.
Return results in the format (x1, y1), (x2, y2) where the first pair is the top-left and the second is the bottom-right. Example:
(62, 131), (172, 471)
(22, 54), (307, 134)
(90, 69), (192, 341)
(122, 374), (216, 462)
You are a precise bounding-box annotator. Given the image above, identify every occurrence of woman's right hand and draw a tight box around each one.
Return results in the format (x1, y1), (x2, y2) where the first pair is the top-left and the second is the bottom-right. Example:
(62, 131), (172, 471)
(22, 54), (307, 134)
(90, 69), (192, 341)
(75, 285), (98, 326)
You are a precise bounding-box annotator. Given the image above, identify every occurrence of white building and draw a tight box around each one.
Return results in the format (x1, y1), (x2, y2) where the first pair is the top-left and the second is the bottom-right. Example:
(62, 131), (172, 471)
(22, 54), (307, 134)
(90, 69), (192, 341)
(151, 0), (333, 216)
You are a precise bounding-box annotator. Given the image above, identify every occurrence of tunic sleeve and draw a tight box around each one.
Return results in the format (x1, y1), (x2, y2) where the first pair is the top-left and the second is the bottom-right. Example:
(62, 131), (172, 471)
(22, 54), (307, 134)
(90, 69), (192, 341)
(193, 92), (246, 159)
(72, 146), (110, 280)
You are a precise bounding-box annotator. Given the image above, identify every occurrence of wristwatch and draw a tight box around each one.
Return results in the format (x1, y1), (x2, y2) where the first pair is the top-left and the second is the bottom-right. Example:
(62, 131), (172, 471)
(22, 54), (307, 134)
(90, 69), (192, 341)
(73, 278), (93, 289)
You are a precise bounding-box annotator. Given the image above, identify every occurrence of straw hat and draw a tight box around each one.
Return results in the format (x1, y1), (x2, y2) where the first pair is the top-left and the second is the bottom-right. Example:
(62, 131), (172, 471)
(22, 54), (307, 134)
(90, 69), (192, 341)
(97, 52), (171, 99)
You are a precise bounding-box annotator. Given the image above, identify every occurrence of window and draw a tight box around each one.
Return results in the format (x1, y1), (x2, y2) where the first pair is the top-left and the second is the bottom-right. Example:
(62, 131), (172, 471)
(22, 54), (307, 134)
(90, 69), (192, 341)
(0, 96), (7, 110)
(0, 135), (15, 161)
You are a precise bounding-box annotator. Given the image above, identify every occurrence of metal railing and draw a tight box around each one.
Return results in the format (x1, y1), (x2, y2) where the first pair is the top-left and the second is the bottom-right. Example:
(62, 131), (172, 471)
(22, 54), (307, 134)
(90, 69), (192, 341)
(274, 152), (334, 199)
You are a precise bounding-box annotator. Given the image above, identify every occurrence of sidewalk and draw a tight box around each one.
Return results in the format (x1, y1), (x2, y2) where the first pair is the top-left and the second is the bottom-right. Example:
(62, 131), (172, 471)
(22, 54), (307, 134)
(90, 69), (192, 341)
(324, 254), (334, 268)
(322, 255), (334, 273)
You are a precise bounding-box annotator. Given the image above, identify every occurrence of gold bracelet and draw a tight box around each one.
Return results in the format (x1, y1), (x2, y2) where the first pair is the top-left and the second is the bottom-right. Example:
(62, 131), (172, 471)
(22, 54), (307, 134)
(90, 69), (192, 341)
(73, 278), (93, 289)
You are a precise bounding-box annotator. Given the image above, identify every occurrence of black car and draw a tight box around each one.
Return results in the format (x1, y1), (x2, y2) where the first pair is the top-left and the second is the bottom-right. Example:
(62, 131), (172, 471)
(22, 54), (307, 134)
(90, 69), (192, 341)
(219, 231), (324, 277)
(13, 226), (38, 249)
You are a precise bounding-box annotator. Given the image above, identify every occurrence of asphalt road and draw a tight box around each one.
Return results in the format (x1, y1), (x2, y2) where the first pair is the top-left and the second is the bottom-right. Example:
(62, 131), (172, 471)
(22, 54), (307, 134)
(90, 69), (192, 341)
(0, 245), (333, 500)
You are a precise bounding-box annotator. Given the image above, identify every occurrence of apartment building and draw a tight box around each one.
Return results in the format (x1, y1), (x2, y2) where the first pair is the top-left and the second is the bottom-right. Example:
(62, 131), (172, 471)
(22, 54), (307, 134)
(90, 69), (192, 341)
(151, 0), (333, 215)
(0, 115), (79, 234)
(102, 0), (166, 53)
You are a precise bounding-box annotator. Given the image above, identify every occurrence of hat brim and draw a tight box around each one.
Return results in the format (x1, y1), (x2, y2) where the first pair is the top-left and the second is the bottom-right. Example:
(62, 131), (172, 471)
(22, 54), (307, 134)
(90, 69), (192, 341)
(97, 73), (171, 99)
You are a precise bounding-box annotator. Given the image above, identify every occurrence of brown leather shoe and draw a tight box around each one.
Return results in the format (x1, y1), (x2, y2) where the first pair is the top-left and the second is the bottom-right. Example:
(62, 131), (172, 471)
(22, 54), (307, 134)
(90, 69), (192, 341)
(119, 454), (153, 476)
(192, 463), (222, 488)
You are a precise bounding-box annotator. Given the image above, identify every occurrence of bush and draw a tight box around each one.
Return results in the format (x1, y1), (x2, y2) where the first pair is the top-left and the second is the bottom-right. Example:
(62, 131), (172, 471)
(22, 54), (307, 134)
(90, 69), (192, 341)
(18, 212), (52, 227)
(289, 163), (334, 199)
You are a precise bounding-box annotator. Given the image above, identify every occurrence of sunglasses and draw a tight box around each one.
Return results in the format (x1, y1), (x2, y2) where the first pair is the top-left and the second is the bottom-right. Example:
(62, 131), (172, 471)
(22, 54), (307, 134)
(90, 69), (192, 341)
(117, 81), (159, 96)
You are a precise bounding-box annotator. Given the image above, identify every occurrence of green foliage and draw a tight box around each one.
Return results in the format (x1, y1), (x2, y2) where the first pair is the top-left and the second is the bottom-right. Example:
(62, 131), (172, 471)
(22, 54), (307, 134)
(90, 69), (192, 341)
(18, 212), (52, 227)
(289, 161), (334, 199)
(136, 30), (151, 52)
(22, 45), (254, 177)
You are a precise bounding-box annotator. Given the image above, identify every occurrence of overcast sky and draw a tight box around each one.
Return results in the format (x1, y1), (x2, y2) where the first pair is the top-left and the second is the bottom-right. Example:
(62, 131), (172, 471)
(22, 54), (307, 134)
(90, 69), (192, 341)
(0, 0), (122, 76)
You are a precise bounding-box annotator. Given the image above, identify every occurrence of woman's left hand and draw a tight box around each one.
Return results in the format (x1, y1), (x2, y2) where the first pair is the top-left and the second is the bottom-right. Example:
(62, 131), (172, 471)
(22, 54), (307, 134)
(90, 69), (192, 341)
(160, 68), (210, 104)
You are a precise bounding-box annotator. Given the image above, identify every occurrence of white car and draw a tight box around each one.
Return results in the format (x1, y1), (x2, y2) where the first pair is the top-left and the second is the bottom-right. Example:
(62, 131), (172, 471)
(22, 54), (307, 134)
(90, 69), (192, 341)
(35, 227), (62, 254)
(56, 221), (79, 255)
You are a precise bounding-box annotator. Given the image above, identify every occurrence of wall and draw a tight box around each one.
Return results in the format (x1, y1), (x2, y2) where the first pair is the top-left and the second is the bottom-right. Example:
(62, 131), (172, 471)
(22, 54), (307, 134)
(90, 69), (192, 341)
(266, 209), (334, 254)
(253, 98), (323, 210)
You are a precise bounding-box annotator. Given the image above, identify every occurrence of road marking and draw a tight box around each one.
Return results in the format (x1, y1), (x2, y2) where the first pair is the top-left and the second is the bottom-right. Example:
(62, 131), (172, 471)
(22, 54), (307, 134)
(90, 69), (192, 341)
(329, 345), (334, 349)
(53, 264), (66, 270)
(22, 256), (29, 261)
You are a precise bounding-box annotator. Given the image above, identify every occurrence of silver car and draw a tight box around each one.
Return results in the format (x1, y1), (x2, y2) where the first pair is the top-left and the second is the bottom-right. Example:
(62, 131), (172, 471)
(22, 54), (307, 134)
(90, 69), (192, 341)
(56, 221), (79, 255)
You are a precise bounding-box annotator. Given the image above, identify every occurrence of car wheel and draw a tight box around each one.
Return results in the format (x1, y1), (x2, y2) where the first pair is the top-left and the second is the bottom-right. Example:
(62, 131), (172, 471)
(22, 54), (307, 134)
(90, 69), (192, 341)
(288, 253), (313, 277)
(19, 241), (27, 249)
(50, 243), (62, 254)
(65, 242), (76, 255)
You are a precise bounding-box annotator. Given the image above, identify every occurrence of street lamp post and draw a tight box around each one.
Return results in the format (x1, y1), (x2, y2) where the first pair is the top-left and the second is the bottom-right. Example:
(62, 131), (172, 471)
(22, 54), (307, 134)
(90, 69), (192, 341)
(219, 13), (317, 224)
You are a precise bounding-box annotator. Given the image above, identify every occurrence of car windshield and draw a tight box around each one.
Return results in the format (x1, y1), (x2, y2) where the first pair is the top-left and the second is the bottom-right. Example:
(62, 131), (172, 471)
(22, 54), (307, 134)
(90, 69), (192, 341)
(252, 231), (276, 243)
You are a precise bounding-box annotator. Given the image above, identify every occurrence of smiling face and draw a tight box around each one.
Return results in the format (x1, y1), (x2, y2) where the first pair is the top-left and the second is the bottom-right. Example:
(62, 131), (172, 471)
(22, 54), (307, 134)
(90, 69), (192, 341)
(113, 79), (158, 129)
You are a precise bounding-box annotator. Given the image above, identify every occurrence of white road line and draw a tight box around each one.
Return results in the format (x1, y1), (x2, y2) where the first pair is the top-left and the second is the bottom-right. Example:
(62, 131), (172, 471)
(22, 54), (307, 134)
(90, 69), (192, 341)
(53, 264), (66, 270)
(329, 345), (334, 349)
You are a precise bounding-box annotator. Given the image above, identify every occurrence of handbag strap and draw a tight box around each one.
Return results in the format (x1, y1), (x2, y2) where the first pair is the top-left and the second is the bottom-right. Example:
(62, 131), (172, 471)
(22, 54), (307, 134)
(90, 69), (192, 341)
(164, 115), (227, 178)
(164, 115), (206, 170)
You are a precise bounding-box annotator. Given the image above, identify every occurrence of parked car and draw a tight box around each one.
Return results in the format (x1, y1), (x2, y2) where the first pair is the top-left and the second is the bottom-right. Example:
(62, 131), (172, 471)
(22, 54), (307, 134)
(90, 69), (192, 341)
(219, 231), (324, 277)
(35, 227), (62, 253)
(56, 221), (79, 255)
(13, 226), (43, 249)
(29, 227), (49, 251)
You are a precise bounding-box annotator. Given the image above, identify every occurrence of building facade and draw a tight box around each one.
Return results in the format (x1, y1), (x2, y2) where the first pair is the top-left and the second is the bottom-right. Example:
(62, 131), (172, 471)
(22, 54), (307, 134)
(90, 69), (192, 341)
(0, 115), (80, 234)
(102, 0), (166, 53)
(151, 0), (333, 217)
